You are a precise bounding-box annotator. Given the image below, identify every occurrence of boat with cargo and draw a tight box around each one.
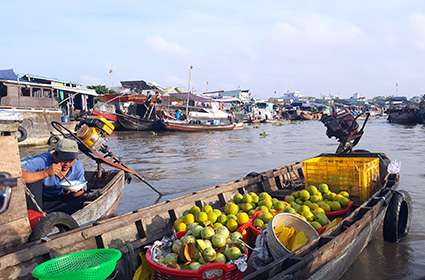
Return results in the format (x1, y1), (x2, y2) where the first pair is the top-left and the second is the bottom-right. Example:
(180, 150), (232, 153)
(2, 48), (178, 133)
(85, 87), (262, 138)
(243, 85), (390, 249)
(0, 114), (411, 279)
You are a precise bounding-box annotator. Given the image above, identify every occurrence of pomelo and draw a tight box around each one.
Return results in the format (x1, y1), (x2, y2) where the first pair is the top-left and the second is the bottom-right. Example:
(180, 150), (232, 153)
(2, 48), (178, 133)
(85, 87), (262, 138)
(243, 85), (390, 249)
(190, 206), (201, 215)
(330, 201), (342, 211)
(212, 234), (227, 248)
(225, 202), (239, 215)
(226, 219), (239, 232)
(318, 183), (329, 193)
(215, 253), (226, 263)
(237, 212), (250, 225)
(217, 214), (228, 224)
(224, 246), (241, 261)
(203, 247), (216, 262)
(233, 193), (243, 203)
(202, 205), (213, 213)
(242, 193), (253, 204)
(201, 226), (215, 240)
(285, 195), (295, 203)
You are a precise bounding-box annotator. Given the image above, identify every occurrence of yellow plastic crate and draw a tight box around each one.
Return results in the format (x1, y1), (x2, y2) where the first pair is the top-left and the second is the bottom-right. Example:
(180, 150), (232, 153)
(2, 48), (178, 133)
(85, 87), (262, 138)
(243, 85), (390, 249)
(302, 156), (380, 202)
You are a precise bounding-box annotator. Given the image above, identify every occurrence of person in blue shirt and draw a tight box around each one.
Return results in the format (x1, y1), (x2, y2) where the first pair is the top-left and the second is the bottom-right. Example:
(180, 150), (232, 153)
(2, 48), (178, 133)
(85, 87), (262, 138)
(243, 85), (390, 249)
(21, 138), (87, 214)
(175, 109), (183, 120)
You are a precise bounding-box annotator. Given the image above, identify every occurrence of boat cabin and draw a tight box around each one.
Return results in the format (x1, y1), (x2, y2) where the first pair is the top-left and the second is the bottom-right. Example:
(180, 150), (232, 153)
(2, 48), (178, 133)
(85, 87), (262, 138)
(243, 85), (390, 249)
(0, 69), (97, 118)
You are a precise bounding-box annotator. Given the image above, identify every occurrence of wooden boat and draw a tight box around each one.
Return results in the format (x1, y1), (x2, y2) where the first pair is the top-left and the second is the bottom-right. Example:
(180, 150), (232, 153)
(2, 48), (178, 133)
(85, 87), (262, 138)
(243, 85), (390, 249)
(300, 111), (323, 121)
(116, 113), (160, 131)
(161, 119), (238, 132)
(233, 122), (245, 130)
(0, 149), (410, 280)
(387, 109), (418, 124)
(91, 110), (118, 124)
(71, 170), (126, 226)
(244, 119), (262, 124)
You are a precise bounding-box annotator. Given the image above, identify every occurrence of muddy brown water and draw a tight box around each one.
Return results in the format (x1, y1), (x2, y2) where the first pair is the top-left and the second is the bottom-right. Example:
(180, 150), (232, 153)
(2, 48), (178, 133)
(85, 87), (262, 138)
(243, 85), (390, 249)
(21, 119), (425, 279)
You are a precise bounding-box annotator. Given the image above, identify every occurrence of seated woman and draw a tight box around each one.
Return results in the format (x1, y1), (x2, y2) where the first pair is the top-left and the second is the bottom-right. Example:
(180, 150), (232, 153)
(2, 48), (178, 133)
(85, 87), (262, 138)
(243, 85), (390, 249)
(21, 138), (87, 215)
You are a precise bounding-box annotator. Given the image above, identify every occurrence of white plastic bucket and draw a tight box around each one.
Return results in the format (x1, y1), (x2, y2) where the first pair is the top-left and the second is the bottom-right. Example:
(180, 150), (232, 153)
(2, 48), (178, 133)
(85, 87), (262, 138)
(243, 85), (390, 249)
(266, 213), (319, 260)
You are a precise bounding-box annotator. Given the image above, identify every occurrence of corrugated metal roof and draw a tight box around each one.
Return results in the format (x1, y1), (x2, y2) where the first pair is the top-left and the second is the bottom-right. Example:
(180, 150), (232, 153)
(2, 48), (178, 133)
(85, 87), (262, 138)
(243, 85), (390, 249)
(0, 69), (18, 81)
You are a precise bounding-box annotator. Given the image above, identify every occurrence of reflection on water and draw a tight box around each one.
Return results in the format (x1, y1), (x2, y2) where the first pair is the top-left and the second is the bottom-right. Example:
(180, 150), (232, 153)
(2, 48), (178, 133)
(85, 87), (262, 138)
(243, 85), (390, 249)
(20, 119), (425, 279)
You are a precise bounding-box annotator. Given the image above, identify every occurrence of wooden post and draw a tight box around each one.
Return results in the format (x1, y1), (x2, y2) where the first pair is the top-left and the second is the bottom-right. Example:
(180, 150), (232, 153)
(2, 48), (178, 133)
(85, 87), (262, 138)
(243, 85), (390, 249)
(0, 136), (31, 249)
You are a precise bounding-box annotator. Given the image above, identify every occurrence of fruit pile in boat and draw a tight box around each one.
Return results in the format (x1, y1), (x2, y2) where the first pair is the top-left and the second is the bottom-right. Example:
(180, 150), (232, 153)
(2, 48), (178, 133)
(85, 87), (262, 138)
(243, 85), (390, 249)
(149, 185), (353, 272)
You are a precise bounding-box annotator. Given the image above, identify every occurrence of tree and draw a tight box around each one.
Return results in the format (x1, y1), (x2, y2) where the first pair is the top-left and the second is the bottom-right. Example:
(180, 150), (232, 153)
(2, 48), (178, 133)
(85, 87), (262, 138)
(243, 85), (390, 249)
(87, 85), (113, 95)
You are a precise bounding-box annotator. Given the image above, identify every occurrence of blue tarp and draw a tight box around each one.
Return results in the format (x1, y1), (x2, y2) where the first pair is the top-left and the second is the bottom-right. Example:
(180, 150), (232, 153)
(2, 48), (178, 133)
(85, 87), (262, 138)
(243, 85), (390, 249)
(0, 69), (18, 81)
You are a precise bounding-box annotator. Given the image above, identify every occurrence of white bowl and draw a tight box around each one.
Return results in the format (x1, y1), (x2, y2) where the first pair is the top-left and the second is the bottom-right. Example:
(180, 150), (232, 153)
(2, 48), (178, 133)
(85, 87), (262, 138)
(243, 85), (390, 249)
(59, 180), (86, 192)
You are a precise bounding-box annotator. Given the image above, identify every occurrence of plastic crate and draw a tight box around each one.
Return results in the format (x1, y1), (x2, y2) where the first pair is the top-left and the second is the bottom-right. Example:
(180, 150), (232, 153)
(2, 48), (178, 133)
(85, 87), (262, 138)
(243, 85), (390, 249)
(303, 156), (380, 202)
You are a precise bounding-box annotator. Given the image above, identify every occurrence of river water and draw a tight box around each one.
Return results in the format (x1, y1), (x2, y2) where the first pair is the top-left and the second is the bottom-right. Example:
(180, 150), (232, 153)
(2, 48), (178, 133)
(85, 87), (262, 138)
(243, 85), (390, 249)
(21, 118), (425, 279)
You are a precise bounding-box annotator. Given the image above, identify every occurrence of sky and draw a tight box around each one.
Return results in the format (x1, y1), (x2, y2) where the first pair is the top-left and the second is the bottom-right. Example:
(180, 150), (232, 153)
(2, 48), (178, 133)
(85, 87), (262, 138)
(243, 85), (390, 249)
(1, 1), (425, 98)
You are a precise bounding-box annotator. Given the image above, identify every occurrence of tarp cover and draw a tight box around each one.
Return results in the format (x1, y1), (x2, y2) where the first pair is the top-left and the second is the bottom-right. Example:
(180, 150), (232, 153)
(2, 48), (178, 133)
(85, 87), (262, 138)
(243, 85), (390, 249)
(0, 69), (18, 81)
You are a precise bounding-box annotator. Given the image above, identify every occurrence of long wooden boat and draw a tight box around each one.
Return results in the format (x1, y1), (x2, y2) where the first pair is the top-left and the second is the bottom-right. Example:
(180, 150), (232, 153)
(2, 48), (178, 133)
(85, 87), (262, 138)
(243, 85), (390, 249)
(300, 111), (322, 121)
(71, 170), (126, 226)
(0, 150), (409, 280)
(116, 113), (159, 131)
(161, 119), (237, 132)
(387, 109), (418, 125)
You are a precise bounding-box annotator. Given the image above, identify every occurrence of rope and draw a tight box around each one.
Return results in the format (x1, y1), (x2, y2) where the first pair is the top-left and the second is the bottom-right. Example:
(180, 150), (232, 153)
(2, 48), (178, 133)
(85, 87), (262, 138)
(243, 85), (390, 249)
(25, 187), (46, 214)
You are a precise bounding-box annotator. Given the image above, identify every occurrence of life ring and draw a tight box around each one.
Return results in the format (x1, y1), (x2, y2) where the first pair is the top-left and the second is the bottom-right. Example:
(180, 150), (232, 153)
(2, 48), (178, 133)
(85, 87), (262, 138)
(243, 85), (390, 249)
(29, 212), (79, 241)
(383, 190), (411, 243)
(16, 126), (28, 142)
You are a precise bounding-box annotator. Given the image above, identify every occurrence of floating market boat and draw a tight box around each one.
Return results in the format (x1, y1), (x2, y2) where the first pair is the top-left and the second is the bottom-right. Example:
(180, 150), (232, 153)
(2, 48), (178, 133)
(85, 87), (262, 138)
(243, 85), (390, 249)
(160, 119), (239, 132)
(116, 112), (160, 131)
(0, 147), (410, 279)
(387, 108), (418, 124)
(299, 111), (322, 121)
(69, 170), (125, 225)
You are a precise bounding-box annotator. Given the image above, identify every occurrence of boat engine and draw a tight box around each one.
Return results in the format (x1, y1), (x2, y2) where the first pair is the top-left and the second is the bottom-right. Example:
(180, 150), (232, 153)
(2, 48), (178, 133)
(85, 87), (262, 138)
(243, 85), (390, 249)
(75, 116), (115, 154)
(321, 108), (369, 154)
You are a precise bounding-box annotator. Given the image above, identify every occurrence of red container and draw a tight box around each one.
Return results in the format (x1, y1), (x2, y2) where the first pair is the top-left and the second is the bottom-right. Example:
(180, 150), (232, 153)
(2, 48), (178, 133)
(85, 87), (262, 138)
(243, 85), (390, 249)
(145, 249), (244, 280)
(27, 209), (45, 230)
(325, 201), (353, 218)
(237, 211), (263, 249)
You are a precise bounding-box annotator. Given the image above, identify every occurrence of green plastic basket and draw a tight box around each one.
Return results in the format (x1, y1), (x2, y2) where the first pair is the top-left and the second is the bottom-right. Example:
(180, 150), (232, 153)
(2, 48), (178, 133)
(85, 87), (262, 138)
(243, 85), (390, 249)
(32, 248), (122, 280)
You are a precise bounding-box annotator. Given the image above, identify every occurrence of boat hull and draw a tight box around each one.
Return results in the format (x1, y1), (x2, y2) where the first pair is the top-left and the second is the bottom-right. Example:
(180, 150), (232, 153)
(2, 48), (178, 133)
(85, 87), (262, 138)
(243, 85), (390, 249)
(387, 111), (418, 124)
(163, 120), (237, 132)
(116, 114), (158, 131)
(72, 170), (125, 226)
(0, 153), (398, 280)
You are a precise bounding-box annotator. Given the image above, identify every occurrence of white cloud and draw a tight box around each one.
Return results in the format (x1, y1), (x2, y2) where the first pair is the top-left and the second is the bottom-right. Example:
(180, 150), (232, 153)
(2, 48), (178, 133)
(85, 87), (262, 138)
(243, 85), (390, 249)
(410, 13), (425, 50)
(273, 15), (363, 48)
(145, 35), (189, 56)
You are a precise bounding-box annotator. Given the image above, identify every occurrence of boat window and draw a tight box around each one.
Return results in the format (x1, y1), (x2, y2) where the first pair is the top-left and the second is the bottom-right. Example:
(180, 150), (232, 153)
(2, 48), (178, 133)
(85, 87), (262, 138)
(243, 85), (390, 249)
(43, 89), (52, 98)
(32, 88), (42, 98)
(0, 83), (7, 97)
(21, 87), (31, 97)
(256, 103), (267, 109)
